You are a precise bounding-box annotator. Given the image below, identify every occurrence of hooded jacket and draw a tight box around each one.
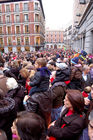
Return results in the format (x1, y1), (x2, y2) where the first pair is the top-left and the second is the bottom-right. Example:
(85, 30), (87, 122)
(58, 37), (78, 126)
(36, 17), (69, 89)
(52, 68), (71, 85)
(0, 97), (16, 140)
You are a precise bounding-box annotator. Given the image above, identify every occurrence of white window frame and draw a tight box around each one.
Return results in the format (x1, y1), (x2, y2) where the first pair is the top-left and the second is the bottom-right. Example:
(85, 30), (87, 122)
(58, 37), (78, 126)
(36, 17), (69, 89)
(6, 15), (11, 23)
(6, 4), (10, 12)
(15, 3), (20, 12)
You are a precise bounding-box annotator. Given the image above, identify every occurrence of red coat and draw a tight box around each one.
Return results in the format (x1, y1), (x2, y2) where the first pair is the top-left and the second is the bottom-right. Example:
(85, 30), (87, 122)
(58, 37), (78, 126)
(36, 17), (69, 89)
(25, 80), (32, 94)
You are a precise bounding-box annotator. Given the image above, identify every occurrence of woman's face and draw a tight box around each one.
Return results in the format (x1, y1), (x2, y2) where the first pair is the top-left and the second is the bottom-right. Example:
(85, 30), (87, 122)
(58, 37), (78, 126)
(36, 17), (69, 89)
(64, 95), (73, 110)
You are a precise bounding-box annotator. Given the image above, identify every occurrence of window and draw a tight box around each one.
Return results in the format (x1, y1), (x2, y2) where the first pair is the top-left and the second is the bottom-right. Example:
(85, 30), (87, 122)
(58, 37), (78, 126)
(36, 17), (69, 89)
(6, 5), (10, 12)
(7, 26), (11, 34)
(17, 37), (21, 45)
(25, 25), (29, 33)
(35, 25), (39, 33)
(35, 14), (39, 22)
(15, 4), (19, 12)
(36, 37), (40, 45)
(6, 15), (10, 23)
(35, 3), (38, 10)
(16, 15), (20, 22)
(24, 3), (28, 11)
(0, 27), (2, 34)
(16, 26), (20, 34)
(0, 38), (3, 45)
(24, 14), (28, 22)
(25, 37), (29, 45)
(8, 37), (12, 45)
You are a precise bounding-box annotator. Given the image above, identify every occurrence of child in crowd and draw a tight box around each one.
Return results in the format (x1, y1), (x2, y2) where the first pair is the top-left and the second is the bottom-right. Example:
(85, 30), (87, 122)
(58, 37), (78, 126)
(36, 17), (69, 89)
(82, 86), (91, 98)
(28, 58), (51, 96)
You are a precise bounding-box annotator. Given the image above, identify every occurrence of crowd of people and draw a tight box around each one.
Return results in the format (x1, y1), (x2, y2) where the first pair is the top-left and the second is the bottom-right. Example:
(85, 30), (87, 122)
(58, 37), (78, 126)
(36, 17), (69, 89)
(0, 48), (93, 140)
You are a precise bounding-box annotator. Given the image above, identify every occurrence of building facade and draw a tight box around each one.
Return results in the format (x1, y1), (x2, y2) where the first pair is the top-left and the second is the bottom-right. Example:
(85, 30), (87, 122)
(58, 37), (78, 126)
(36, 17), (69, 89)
(63, 25), (73, 48)
(0, 0), (45, 53)
(72, 0), (93, 53)
(45, 29), (64, 49)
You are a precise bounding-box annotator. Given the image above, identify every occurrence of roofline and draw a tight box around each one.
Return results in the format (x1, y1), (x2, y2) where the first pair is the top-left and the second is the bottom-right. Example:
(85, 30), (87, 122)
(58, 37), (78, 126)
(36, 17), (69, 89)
(0, 0), (45, 19)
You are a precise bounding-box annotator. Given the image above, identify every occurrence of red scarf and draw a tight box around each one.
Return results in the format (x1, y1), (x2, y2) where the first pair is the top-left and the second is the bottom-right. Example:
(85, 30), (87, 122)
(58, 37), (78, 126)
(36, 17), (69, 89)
(49, 109), (74, 140)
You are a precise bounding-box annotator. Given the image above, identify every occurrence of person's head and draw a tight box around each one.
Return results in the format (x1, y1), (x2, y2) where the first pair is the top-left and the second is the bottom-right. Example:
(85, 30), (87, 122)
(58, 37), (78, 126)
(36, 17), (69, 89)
(35, 58), (46, 69)
(0, 129), (7, 140)
(13, 112), (46, 140)
(83, 65), (90, 74)
(64, 90), (84, 114)
(20, 68), (29, 79)
(89, 64), (93, 69)
(84, 86), (91, 93)
(56, 62), (68, 70)
(88, 110), (93, 140)
(6, 78), (18, 90)
(12, 61), (19, 68)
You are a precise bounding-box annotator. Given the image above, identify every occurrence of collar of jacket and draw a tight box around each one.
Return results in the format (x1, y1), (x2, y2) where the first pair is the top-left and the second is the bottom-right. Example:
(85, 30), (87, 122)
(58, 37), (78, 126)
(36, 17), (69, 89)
(61, 108), (83, 125)
(51, 82), (66, 91)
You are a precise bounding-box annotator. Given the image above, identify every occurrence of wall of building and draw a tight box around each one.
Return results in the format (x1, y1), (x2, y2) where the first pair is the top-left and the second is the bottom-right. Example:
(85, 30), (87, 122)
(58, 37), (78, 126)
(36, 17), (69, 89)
(72, 2), (93, 54)
(45, 30), (64, 49)
(0, 0), (45, 53)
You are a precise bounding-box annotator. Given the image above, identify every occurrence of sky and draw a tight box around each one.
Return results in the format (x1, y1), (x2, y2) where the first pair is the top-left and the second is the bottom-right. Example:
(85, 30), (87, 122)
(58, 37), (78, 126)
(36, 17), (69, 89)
(42, 0), (74, 30)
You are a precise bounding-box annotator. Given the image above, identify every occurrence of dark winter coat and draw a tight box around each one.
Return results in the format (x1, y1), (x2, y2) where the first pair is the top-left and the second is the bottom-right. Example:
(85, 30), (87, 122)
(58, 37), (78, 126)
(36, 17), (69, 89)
(68, 64), (83, 91)
(0, 97), (16, 140)
(52, 68), (70, 85)
(48, 108), (85, 140)
(82, 73), (93, 88)
(24, 90), (52, 127)
(50, 82), (66, 108)
(30, 68), (50, 91)
(6, 85), (25, 112)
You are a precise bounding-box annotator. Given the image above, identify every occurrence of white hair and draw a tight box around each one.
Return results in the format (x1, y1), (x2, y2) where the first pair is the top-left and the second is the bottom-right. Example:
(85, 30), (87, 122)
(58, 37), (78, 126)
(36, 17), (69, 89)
(6, 78), (18, 90)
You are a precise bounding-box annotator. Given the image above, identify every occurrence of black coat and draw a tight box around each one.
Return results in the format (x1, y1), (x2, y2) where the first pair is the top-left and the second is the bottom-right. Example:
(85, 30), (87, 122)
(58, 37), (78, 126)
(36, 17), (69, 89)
(52, 68), (70, 85)
(24, 90), (52, 128)
(82, 73), (92, 88)
(0, 97), (16, 140)
(50, 82), (66, 108)
(48, 108), (85, 140)
(6, 85), (25, 112)
(30, 70), (50, 91)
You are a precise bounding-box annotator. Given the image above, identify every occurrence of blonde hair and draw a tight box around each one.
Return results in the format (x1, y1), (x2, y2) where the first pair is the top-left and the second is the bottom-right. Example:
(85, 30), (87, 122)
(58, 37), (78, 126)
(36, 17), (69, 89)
(29, 70), (35, 78)
(89, 64), (93, 69)
(20, 68), (30, 79)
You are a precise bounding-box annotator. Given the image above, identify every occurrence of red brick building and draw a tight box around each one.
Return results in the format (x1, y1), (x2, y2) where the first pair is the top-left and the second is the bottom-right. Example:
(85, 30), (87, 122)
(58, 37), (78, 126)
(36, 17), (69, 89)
(0, 0), (45, 53)
(45, 29), (64, 49)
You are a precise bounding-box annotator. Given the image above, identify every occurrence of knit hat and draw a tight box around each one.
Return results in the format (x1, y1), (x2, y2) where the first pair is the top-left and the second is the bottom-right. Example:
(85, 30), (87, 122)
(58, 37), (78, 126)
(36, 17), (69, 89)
(56, 62), (68, 69)
(79, 55), (86, 61)
(81, 50), (87, 57)
(71, 57), (79, 64)
(6, 78), (18, 90)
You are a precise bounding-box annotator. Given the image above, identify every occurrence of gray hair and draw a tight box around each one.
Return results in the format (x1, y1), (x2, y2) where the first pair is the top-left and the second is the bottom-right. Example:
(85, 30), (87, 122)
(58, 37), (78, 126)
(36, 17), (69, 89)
(89, 110), (93, 121)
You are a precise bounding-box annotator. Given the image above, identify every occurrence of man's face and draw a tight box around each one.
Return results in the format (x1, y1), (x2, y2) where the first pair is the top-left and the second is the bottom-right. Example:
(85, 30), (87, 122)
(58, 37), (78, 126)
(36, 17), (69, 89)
(88, 120), (93, 140)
